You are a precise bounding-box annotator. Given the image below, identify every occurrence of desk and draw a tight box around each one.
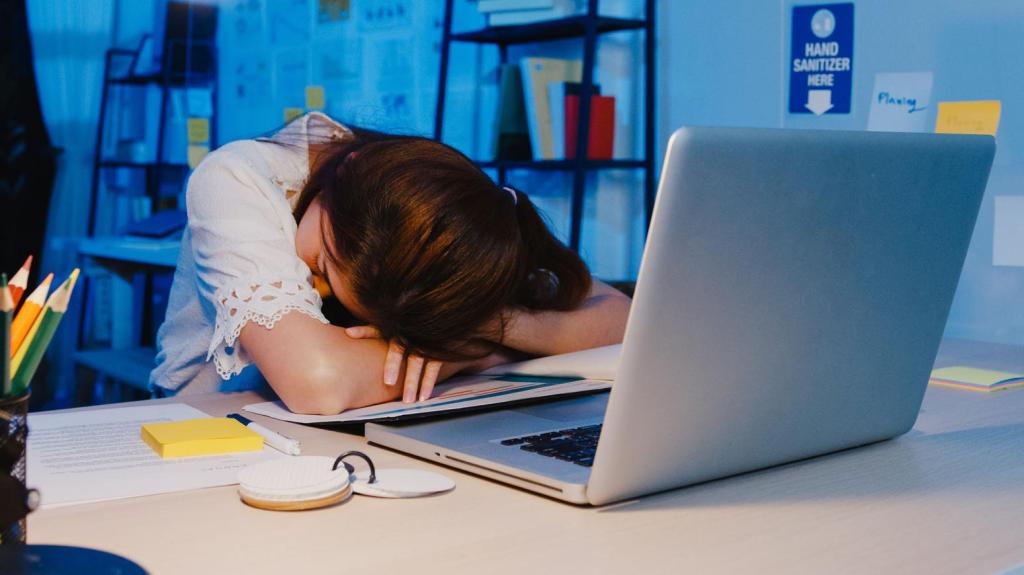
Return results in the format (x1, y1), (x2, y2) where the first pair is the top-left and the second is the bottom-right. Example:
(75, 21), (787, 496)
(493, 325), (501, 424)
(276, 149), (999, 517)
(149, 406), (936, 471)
(27, 339), (1024, 574)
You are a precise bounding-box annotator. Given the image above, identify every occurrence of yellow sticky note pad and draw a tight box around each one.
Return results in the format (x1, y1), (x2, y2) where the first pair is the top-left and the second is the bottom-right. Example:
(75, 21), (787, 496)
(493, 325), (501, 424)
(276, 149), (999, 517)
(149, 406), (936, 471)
(929, 366), (1024, 393)
(187, 144), (209, 169)
(305, 85), (326, 110)
(187, 117), (210, 143)
(142, 418), (263, 458)
(935, 100), (1002, 136)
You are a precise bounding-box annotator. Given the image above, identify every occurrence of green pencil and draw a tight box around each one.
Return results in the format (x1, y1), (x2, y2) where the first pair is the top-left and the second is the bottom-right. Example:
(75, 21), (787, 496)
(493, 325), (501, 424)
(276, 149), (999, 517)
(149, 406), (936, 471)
(1, 274), (12, 396)
(11, 269), (78, 395)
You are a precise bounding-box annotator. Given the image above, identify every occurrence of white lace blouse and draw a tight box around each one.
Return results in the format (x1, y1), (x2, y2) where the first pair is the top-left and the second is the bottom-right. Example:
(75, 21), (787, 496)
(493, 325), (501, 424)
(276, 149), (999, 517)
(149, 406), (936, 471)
(150, 112), (351, 394)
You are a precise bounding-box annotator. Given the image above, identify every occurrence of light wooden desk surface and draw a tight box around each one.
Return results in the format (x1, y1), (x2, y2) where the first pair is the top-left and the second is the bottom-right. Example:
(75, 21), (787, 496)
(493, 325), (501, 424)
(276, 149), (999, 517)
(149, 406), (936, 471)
(27, 339), (1024, 574)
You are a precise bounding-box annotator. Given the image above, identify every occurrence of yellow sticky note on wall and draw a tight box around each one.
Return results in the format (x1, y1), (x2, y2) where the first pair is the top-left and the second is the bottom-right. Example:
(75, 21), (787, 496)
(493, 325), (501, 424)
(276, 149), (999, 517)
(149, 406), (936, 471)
(283, 107), (304, 123)
(142, 418), (263, 458)
(187, 117), (210, 143)
(305, 85), (326, 110)
(187, 144), (209, 169)
(935, 101), (1002, 136)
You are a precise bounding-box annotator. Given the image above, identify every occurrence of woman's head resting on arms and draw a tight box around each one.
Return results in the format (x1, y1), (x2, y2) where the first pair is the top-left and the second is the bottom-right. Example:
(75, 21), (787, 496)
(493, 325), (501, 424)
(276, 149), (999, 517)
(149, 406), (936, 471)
(292, 127), (592, 361)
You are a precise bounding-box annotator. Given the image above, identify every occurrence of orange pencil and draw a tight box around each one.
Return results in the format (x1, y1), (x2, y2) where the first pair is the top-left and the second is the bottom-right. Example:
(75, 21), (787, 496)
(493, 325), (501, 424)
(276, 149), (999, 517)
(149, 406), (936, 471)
(10, 272), (52, 358)
(8, 255), (32, 308)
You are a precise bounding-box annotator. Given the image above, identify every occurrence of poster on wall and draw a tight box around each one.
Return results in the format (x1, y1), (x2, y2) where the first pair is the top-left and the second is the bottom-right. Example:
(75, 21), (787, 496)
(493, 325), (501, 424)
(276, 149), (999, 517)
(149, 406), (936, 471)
(788, 3), (853, 116)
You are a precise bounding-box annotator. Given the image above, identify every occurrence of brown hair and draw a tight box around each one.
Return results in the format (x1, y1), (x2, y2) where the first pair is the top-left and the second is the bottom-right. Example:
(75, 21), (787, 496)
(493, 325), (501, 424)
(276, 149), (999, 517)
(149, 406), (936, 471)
(293, 126), (591, 361)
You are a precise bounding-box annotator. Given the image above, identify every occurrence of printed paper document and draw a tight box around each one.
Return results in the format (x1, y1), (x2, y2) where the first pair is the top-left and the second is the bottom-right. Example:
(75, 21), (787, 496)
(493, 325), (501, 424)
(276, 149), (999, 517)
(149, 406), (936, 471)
(27, 403), (283, 508)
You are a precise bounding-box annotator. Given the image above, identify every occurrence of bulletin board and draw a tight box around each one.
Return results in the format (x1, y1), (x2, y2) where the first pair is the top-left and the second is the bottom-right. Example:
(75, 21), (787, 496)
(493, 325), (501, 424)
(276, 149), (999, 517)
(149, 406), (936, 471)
(217, 0), (443, 142)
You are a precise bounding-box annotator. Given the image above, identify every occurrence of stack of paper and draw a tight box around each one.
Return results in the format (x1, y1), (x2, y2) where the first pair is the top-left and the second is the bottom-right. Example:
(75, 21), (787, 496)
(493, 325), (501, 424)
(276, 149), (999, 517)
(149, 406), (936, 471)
(244, 344), (622, 424)
(929, 366), (1024, 393)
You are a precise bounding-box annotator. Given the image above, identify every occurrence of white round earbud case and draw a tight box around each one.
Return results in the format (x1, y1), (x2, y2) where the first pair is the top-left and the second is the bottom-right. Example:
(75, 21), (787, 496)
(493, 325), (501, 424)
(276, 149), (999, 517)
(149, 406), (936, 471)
(238, 456), (353, 511)
(237, 453), (455, 509)
(350, 468), (455, 498)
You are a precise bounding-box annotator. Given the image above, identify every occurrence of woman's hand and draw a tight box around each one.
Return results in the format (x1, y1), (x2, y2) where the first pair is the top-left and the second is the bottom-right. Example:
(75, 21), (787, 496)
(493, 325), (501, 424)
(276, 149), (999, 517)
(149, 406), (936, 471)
(345, 326), (443, 403)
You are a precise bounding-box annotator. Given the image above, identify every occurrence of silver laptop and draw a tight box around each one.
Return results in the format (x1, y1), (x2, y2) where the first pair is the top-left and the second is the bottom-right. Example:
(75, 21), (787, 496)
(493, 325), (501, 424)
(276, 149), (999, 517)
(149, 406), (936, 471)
(367, 127), (995, 505)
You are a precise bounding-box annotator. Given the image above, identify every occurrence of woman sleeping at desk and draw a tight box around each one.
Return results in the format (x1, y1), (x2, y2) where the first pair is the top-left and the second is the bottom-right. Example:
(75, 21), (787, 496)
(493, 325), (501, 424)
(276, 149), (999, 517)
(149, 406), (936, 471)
(149, 112), (630, 415)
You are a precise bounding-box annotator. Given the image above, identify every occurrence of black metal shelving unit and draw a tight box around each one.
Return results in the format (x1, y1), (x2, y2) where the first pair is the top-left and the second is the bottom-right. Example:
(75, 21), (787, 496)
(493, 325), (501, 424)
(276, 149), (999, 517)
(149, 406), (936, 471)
(434, 0), (656, 253)
(88, 35), (217, 236)
(76, 31), (217, 400)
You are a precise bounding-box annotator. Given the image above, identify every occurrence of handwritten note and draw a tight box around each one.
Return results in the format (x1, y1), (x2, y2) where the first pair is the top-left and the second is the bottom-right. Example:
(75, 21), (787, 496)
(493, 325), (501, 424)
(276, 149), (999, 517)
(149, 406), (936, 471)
(935, 100), (1001, 136)
(867, 72), (932, 132)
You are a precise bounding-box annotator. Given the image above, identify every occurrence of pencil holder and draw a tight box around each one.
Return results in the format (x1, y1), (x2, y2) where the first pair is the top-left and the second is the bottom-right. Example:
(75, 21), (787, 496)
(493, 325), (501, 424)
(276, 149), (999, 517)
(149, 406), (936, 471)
(0, 392), (30, 545)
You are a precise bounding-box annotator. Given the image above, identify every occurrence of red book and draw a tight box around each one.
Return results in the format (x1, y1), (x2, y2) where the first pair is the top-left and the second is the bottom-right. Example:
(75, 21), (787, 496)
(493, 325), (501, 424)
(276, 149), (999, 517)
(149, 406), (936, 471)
(565, 94), (615, 160)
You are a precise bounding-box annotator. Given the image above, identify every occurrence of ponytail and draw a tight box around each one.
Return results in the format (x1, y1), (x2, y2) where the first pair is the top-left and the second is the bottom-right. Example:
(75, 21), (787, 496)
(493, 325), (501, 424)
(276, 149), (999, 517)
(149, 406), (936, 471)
(512, 189), (592, 310)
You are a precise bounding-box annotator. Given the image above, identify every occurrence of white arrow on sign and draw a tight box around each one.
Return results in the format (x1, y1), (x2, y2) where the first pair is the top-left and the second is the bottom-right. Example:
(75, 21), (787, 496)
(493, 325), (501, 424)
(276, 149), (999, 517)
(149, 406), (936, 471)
(805, 89), (834, 115)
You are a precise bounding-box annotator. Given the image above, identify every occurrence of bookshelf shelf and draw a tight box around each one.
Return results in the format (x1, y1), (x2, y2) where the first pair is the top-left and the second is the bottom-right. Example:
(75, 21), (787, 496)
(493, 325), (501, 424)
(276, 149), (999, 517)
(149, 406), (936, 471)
(98, 160), (189, 170)
(108, 73), (216, 87)
(476, 159), (645, 170)
(451, 15), (645, 45)
(74, 348), (158, 392)
(435, 0), (655, 252)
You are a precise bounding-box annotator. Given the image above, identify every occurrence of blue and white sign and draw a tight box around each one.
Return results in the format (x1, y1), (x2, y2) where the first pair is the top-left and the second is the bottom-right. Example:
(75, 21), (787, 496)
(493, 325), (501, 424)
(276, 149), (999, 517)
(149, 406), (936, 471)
(789, 3), (854, 115)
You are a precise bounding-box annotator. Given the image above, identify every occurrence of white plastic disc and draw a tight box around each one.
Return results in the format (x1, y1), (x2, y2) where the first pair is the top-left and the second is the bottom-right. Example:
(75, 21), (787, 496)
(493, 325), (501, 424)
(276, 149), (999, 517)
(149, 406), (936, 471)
(350, 468), (455, 498)
(238, 456), (350, 503)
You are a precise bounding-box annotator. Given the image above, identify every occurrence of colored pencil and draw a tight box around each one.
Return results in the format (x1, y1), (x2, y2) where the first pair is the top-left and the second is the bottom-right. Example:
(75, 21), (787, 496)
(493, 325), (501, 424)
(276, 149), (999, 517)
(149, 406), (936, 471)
(8, 255), (32, 308)
(1, 274), (12, 396)
(10, 272), (53, 359)
(11, 269), (79, 394)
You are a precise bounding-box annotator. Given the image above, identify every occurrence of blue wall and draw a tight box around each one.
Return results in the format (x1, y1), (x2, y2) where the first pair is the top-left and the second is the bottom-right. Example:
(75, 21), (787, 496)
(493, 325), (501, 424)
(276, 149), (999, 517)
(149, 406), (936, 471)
(660, 0), (1024, 345)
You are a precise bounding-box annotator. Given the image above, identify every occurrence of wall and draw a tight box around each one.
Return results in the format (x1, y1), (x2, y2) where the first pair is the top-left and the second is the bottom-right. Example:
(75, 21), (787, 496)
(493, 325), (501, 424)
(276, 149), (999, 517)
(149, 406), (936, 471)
(659, 0), (1024, 345)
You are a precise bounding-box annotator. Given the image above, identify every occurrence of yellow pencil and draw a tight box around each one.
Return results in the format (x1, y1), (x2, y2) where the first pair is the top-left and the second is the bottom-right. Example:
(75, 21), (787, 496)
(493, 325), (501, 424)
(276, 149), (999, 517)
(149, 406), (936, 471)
(11, 269), (79, 394)
(10, 272), (52, 359)
(7, 255), (32, 309)
(1, 274), (12, 395)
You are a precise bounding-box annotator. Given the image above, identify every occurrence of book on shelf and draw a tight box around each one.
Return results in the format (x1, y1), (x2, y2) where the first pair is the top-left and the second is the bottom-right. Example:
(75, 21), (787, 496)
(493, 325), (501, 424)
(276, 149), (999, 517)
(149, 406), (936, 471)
(520, 57), (582, 160)
(486, 0), (582, 26)
(565, 92), (615, 160)
(493, 63), (533, 161)
(547, 82), (601, 159)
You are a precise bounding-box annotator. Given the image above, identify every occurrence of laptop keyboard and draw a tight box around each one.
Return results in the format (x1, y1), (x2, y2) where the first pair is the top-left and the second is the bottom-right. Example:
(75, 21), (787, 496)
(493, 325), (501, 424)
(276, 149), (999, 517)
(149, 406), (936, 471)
(499, 424), (603, 467)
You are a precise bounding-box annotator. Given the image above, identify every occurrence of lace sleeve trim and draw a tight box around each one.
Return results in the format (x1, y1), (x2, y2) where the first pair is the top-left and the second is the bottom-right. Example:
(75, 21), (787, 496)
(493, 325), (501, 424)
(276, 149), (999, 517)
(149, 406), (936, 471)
(207, 280), (329, 380)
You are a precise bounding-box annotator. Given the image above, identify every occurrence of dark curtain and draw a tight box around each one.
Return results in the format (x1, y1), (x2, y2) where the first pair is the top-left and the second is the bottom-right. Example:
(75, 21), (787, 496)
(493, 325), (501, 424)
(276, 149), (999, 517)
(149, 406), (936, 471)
(0, 0), (58, 278)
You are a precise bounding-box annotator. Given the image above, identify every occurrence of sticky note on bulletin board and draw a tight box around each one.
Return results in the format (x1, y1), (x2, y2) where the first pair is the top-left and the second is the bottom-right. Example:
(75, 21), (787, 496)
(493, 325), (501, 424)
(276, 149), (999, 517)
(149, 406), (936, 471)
(305, 85), (326, 110)
(187, 117), (210, 144)
(283, 107), (304, 123)
(935, 100), (1001, 136)
(187, 145), (210, 169)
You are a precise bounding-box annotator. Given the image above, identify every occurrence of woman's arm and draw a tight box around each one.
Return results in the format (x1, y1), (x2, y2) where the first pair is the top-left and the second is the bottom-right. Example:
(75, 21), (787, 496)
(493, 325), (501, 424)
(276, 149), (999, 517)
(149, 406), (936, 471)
(329, 283), (624, 408)
(496, 279), (631, 356)
(239, 313), (479, 414)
